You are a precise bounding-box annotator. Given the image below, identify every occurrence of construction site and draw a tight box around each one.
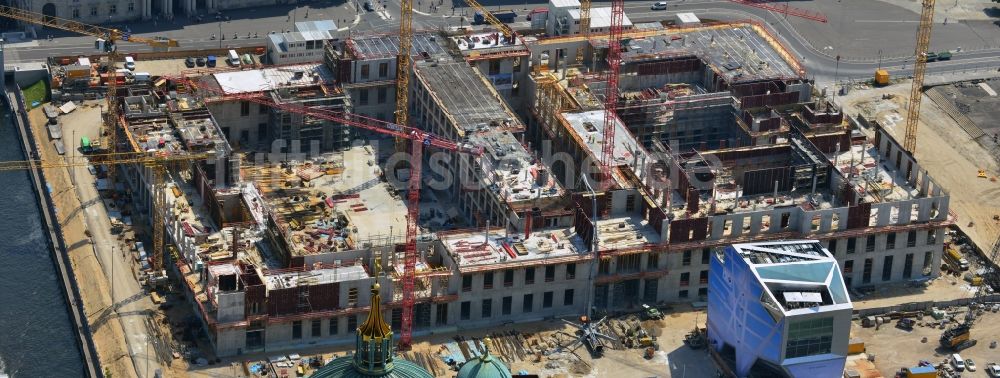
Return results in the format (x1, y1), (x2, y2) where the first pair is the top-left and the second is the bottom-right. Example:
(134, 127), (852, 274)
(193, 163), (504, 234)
(3, 0), (1000, 376)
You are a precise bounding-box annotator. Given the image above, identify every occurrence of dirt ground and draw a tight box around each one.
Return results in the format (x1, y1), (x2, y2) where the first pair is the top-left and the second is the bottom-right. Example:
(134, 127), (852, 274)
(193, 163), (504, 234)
(26, 106), (135, 378)
(192, 307), (715, 378)
(838, 80), (1000, 260)
(853, 309), (1000, 377)
(852, 274), (979, 310)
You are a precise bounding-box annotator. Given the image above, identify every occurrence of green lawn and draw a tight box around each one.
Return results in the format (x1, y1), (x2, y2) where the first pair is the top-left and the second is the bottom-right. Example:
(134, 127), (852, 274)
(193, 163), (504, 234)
(22, 79), (49, 107)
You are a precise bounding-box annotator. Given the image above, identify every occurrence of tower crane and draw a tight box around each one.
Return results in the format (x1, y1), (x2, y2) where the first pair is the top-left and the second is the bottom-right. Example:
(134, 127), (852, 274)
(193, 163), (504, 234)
(903, 0), (937, 153)
(576, 0), (591, 64)
(0, 5), (178, 181)
(394, 0), (413, 153)
(463, 0), (518, 41)
(170, 76), (483, 348)
(600, 0), (624, 190)
(940, 232), (1000, 351)
(0, 150), (217, 274)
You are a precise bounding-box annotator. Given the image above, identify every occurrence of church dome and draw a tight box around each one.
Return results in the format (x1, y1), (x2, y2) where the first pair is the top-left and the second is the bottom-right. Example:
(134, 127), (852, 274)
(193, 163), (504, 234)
(456, 338), (513, 378)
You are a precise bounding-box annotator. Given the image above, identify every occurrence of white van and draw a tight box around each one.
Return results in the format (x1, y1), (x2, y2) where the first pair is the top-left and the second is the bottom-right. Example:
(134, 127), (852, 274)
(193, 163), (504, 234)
(227, 49), (240, 67)
(124, 56), (135, 70)
(952, 353), (966, 371)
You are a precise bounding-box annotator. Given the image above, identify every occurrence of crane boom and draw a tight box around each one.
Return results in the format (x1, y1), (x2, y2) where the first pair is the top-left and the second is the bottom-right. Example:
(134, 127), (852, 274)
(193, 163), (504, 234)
(464, 0), (516, 40)
(904, 0), (936, 153)
(600, 0), (624, 189)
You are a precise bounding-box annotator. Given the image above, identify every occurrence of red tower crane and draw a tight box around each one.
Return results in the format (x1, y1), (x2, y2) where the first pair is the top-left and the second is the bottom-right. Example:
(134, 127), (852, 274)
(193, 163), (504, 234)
(171, 76), (483, 348)
(600, 0), (625, 189)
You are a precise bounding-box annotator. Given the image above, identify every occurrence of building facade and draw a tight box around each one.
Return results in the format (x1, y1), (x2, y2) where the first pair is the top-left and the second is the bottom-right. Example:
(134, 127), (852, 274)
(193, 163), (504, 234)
(707, 240), (853, 378)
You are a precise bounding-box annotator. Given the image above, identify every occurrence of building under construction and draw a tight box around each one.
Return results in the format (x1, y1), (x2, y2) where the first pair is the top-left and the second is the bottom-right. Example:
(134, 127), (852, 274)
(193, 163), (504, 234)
(92, 0), (954, 357)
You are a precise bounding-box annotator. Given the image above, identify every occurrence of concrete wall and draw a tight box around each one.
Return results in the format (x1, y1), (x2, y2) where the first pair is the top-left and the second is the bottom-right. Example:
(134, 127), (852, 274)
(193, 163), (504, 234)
(450, 264), (588, 326)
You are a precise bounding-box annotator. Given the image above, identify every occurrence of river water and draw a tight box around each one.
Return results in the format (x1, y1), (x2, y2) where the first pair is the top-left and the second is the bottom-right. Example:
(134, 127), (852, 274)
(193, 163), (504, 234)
(0, 105), (85, 376)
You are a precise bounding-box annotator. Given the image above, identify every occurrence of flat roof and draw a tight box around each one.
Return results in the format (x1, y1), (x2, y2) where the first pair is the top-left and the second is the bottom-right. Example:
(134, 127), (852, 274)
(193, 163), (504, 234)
(250, 146), (408, 257)
(560, 110), (646, 169)
(730, 240), (851, 315)
(620, 25), (798, 82)
(347, 33), (447, 60)
(210, 63), (334, 94)
(413, 60), (522, 135)
(549, 0), (581, 8)
(470, 131), (564, 204)
(295, 20), (338, 33)
(451, 32), (527, 55)
(265, 265), (369, 290)
(440, 227), (589, 272)
(567, 7), (633, 29)
(594, 214), (662, 249)
(676, 13), (700, 24)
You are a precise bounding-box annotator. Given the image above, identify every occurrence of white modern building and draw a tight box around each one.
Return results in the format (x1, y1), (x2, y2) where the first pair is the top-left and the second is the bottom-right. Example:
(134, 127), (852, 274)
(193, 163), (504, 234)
(267, 20), (341, 65)
(708, 241), (854, 378)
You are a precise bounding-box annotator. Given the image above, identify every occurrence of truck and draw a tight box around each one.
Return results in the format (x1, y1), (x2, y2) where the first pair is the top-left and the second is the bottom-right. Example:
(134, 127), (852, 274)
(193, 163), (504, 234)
(945, 246), (969, 271)
(898, 365), (937, 378)
(206, 55), (217, 67)
(475, 10), (517, 25)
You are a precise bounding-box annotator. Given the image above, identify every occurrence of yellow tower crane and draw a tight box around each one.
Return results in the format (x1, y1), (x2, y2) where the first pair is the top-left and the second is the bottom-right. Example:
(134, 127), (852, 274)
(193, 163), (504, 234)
(0, 5), (178, 180)
(395, 0), (414, 152)
(577, 0), (591, 64)
(903, 0), (936, 153)
(0, 151), (215, 277)
(464, 0), (516, 39)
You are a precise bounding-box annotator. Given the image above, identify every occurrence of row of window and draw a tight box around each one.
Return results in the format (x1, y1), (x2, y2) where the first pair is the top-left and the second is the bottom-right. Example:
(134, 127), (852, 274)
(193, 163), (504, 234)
(459, 289), (575, 320)
(356, 87), (389, 106)
(844, 251), (930, 285)
(278, 51), (320, 60)
(66, 3), (135, 18)
(832, 230), (934, 255)
(359, 62), (391, 80)
(290, 315), (358, 340)
(461, 264), (577, 292)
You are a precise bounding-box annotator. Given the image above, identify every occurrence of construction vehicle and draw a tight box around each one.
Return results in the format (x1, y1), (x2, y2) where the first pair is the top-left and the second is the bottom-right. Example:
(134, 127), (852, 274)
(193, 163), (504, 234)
(875, 69), (890, 86)
(560, 315), (617, 357)
(684, 327), (706, 349)
(0, 5), (178, 182)
(945, 245), (970, 271)
(474, 9), (517, 24)
(897, 318), (916, 330)
(940, 232), (1000, 351)
(641, 304), (663, 320)
(897, 365), (937, 378)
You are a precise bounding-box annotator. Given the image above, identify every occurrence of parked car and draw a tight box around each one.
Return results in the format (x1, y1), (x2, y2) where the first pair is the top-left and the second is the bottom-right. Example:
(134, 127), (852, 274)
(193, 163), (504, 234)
(651, 1), (668, 10)
(196, 57), (206, 67)
(185, 57), (196, 68)
(363, 0), (374, 11)
(985, 362), (1000, 377)
(966, 359), (976, 372)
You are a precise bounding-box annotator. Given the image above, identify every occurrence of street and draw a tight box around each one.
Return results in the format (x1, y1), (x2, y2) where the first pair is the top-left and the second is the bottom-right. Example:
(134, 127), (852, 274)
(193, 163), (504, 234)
(63, 104), (165, 378)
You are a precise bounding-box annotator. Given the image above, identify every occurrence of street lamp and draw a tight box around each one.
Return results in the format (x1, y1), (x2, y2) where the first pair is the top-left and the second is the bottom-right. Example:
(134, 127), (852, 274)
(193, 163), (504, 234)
(218, 20), (223, 48)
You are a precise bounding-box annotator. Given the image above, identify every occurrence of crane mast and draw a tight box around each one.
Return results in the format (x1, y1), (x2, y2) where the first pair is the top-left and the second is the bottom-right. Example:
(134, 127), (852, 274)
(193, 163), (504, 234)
(395, 0), (418, 348)
(904, 0), (936, 153)
(600, 0), (624, 189)
(576, 0), (591, 63)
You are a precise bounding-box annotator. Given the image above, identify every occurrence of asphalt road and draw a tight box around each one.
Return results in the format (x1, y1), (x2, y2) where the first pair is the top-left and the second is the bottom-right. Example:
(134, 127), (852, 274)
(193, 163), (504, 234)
(5, 0), (1000, 83)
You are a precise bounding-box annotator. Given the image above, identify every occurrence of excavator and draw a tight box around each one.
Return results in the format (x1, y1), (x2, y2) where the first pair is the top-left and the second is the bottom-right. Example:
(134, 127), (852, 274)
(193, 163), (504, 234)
(940, 232), (1000, 351)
